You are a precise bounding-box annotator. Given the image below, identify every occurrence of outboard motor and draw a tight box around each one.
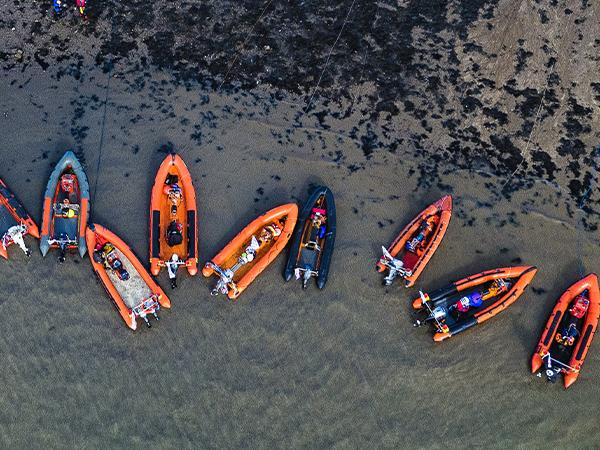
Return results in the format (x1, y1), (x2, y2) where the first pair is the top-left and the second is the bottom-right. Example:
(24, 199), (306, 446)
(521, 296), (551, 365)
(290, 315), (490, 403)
(380, 246), (405, 286)
(3, 224), (31, 257)
(545, 368), (559, 383)
(57, 232), (68, 263)
(302, 266), (312, 290)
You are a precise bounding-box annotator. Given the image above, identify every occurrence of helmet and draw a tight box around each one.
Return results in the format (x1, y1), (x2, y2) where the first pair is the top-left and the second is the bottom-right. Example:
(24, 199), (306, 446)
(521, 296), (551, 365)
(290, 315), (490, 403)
(60, 174), (75, 193)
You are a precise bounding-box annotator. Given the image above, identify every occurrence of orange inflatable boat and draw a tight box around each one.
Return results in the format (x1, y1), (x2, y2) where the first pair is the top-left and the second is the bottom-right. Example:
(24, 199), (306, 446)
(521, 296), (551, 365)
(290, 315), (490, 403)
(149, 152), (198, 288)
(0, 178), (39, 258)
(86, 223), (170, 330)
(531, 273), (600, 388)
(413, 266), (537, 342)
(377, 195), (452, 287)
(203, 203), (298, 300)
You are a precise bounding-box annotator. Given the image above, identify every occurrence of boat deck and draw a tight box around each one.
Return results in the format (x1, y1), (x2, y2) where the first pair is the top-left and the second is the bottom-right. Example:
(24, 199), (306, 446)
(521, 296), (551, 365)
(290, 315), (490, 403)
(0, 207), (18, 235)
(105, 247), (153, 309)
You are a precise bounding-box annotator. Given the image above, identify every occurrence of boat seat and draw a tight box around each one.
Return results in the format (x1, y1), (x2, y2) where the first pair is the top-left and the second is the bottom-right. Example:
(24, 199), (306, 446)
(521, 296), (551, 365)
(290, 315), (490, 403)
(402, 251), (420, 271)
(304, 241), (321, 252)
(300, 246), (319, 269)
(53, 217), (78, 240)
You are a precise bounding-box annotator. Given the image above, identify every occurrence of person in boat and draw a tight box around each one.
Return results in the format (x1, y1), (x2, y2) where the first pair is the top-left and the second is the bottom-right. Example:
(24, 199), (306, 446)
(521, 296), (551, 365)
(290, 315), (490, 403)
(450, 279), (509, 317)
(93, 242), (129, 281)
(405, 215), (438, 254)
(556, 323), (579, 346)
(53, 0), (64, 14)
(54, 198), (78, 218)
(452, 291), (484, 315)
(75, 0), (86, 19)
(555, 293), (589, 346)
(53, 0), (87, 18)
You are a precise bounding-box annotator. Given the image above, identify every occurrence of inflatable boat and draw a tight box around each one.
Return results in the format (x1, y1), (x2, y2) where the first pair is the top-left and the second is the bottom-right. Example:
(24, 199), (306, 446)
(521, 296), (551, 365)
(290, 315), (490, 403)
(413, 266), (537, 342)
(87, 223), (170, 330)
(531, 273), (600, 388)
(377, 195), (452, 287)
(283, 185), (336, 289)
(0, 178), (39, 258)
(149, 152), (198, 288)
(40, 151), (90, 261)
(203, 203), (298, 300)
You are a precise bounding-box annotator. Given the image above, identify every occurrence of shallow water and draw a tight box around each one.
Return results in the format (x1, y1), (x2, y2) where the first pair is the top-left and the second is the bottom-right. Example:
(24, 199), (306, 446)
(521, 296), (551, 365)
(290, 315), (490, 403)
(1, 0), (600, 448)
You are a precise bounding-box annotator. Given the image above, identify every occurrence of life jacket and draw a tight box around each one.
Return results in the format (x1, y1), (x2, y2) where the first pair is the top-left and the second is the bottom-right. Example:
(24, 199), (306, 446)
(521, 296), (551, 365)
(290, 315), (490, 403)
(166, 221), (183, 246)
(455, 292), (483, 312)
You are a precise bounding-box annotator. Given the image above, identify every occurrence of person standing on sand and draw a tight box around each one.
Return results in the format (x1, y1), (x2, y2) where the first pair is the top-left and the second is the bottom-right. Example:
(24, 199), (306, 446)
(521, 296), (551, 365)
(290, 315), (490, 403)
(75, 0), (87, 20)
(53, 0), (87, 20)
(53, 0), (64, 14)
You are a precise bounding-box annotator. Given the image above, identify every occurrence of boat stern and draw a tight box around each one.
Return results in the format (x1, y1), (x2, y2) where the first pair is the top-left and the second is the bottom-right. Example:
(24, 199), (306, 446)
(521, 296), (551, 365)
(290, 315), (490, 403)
(78, 236), (87, 258)
(531, 353), (543, 373)
(39, 235), (50, 257)
(563, 371), (579, 389)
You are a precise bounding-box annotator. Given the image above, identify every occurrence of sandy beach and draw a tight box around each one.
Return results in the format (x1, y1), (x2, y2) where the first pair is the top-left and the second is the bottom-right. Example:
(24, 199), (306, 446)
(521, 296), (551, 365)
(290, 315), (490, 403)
(1, 0), (600, 448)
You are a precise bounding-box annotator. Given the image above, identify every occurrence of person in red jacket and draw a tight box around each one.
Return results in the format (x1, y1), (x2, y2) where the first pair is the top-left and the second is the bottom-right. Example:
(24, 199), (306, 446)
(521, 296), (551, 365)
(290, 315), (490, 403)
(53, 0), (87, 20)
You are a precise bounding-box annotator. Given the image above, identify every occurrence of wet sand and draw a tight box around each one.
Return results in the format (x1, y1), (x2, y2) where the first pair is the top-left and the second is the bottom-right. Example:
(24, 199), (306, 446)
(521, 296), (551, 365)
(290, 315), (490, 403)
(1, 0), (600, 448)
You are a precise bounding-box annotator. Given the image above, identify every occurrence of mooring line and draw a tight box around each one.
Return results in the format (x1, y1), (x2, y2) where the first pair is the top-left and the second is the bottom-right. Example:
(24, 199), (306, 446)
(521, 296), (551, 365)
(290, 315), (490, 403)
(575, 143), (600, 277)
(217, 0), (274, 91)
(304, 0), (357, 113)
(91, 14), (115, 208)
(500, 62), (556, 192)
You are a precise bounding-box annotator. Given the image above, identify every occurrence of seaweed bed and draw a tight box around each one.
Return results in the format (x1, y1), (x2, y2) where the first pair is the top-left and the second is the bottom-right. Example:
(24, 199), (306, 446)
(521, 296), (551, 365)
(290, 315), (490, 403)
(2, 0), (599, 216)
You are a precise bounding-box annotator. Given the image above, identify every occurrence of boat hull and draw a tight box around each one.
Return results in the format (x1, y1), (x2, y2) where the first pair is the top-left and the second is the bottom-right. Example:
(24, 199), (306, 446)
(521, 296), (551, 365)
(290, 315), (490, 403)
(283, 185), (336, 289)
(413, 266), (537, 342)
(377, 195), (452, 287)
(531, 273), (600, 388)
(0, 178), (40, 259)
(203, 203), (298, 299)
(40, 151), (90, 258)
(86, 223), (170, 330)
(149, 153), (198, 278)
